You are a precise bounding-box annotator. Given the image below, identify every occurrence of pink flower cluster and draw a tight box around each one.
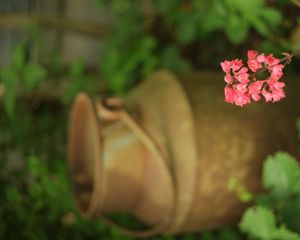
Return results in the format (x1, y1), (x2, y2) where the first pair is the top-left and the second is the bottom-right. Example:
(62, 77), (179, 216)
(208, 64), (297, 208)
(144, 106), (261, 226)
(221, 50), (286, 107)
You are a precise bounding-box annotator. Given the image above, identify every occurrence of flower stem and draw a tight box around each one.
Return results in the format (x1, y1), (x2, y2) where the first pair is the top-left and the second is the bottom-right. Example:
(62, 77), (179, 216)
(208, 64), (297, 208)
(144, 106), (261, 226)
(279, 49), (300, 64)
(250, 49), (300, 79)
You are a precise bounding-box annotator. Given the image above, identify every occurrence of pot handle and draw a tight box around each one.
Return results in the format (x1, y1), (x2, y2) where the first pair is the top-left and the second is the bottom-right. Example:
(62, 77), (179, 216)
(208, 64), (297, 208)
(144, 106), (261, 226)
(91, 97), (177, 238)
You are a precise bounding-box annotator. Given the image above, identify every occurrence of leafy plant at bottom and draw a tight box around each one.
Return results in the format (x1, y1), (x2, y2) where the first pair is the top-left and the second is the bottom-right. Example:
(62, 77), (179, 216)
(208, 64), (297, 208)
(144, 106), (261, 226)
(0, 155), (117, 240)
(239, 152), (300, 240)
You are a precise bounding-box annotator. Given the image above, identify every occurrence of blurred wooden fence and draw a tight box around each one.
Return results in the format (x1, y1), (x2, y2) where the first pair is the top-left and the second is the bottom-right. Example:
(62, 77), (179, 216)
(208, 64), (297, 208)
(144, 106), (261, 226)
(0, 0), (112, 66)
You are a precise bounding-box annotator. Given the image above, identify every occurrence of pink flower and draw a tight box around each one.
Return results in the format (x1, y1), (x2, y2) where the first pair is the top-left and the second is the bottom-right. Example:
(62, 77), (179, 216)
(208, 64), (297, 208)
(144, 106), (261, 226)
(247, 50), (265, 72)
(262, 80), (285, 102)
(268, 80), (286, 102)
(224, 83), (251, 107)
(220, 59), (249, 84)
(235, 67), (250, 84)
(224, 74), (233, 84)
(248, 81), (264, 101)
(221, 49), (287, 107)
(262, 88), (273, 102)
(270, 64), (284, 80)
(221, 60), (234, 84)
(272, 88), (285, 102)
(268, 79), (285, 90)
(247, 50), (257, 60)
(234, 90), (251, 107)
(235, 83), (248, 94)
(265, 54), (280, 66)
(263, 53), (284, 81)
(224, 85), (236, 104)
(231, 59), (243, 71)
(220, 60), (231, 73)
(256, 54), (266, 63)
(232, 83), (251, 107)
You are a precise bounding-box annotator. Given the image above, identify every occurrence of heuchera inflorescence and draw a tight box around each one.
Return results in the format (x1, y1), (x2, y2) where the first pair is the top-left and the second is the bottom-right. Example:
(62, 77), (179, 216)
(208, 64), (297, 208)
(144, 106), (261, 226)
(220, 50), (288, 107)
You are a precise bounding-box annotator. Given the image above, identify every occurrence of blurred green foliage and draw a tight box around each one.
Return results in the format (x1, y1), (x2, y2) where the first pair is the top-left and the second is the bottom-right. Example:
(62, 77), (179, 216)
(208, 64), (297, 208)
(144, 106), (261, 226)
(96, 0), (299, 95)
(1, 43), (46, 116)
(63, 59), (96, 105)
(0, 0), (300, 239)
(239, 152), (300, 239)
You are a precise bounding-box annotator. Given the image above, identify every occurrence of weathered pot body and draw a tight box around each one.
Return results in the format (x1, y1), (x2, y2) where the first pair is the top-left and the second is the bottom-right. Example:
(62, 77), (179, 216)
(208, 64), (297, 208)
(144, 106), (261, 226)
(68, 71), (300, 236)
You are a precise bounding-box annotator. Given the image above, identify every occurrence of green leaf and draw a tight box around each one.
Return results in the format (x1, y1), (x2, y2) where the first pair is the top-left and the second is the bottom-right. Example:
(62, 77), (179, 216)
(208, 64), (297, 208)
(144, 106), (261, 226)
(63, 79), (84, 104)
(5, 187), (22, 205)
(176, 17), (197, 45)
(223, 0), (261, 22)
(200, 231), (215, 240)
(251, 16), (272, 37)
(140, 55), (158, 77)
(27, 156), (47, 177)
(273, 226), (300, 240)
(239, 191), (253, 202)
(263, 152), (300, 198)
(49, 51), (64, 75)
(225, 14), (249, 44)
(0, 67), (18, 116)
(256, 193), (277, 208)
(153, 0), (178, 13)
(250, 8), (282, 37)
(280, 195), (300, 233)
(217, 228), (241, 240)
(239, 206), (276, 239)
(12, 43), (27, 71)
(3, 85), (17, 117)
(101, 36), (157, 95)
(228, 177), (254, 202)
(23, 63), (46, 91)
(69, 59), (86, 77)
(160, 46), (191, 72)
(63, 75), (96, 104)
(259, 8), (282, 28)
(179, 233), (197, 240)
(201, 2), (225, 33)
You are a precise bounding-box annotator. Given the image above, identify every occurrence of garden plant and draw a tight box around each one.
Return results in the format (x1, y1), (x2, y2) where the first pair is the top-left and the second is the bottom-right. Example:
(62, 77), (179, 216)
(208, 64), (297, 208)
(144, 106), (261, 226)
(1, 0), (300, 239)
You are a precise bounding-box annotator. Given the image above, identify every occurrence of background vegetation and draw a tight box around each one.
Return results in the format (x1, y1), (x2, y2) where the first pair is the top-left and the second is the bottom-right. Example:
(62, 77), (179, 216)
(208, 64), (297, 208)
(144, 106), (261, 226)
(1, 0), (300, 239)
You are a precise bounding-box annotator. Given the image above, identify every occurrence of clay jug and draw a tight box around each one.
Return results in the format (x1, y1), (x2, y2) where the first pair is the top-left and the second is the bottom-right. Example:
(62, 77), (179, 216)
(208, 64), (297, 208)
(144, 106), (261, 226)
(68, 70), (300, 237)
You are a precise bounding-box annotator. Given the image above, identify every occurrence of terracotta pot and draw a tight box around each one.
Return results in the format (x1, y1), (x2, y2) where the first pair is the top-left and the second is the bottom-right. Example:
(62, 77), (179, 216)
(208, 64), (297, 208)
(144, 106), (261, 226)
(68, 70), (300, 237)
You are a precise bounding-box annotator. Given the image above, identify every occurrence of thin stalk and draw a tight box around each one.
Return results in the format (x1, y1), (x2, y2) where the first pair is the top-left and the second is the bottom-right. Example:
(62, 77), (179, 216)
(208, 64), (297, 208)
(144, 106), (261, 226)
(250, 49), (300, 79)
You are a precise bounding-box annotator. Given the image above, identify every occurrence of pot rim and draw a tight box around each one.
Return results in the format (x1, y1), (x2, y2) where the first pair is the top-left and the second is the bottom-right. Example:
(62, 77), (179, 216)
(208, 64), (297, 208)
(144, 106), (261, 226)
(68, 93), (103, 217)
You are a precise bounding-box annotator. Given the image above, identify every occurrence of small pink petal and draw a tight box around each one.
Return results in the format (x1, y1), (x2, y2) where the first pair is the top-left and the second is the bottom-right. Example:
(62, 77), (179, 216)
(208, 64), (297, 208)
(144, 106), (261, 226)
(220, 60), (231, 73)
(234, 93), (251, 107)
(257, 53), (265, 63)
(224, 74), (233, 84)
(272, 88), (285, 102)
(247, 59), (262, 72)
(247, 50), (257, 60)
(231, 59), (243, 71)
(235, 83), (248, 94)
(224, 85), (236, 103)
(262, 88), (273, 102)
